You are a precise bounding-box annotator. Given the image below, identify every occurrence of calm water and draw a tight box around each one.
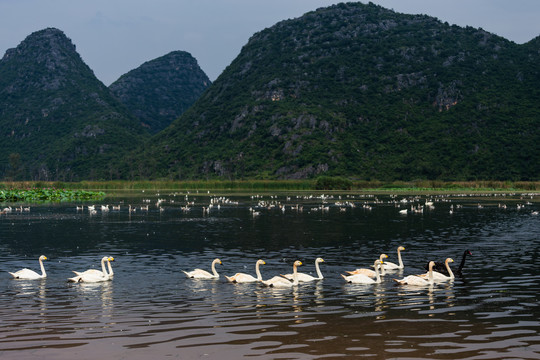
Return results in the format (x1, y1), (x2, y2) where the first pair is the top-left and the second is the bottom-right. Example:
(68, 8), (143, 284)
(0, 192), (539, 359)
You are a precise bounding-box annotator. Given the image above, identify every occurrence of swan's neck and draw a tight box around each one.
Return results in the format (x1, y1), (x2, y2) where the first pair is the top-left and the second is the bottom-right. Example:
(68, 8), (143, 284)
(255, 262), (262, 281)
(428, 266), (434, 285)
(445, 260), (454, 279)
(374, 262), (381, 283)
(315, 261), (323, 280)
(211, 261), (219, 277)
(458, 251), (468, 271)
(107, 260), (114, 276)
(397, 249), (404, 268)
(100, 258), (108, 275)
(39, 258), (46, 277)
(292, 264), (299, 285)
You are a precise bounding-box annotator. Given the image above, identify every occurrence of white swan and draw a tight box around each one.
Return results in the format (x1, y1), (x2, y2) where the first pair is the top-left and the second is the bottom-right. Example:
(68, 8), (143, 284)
(68, 256), (115, 283)
(394, 261), (435, 286)
(226, 259), (266, 283)
(281, 257), (324, 282)
(382, 246), (405, 270)
(346, 254), (388, 277)
(342, 260), (383, 284)
(73, 256), (114, 277)
(261, 260), (302, 288)
(183, 258), (222, 279)
(418, 258), (454, 282)
(9, 255), (48, 280)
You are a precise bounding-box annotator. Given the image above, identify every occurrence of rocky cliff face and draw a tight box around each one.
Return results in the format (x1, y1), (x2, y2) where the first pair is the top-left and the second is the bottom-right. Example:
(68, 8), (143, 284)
(134, 3), (539, 180)
(109, 51), (211, 134)
(0, 28), (147, 180)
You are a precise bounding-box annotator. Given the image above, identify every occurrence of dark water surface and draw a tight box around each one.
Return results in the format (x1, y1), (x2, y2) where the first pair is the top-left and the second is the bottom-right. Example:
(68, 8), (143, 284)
(0, 192), (539, 359)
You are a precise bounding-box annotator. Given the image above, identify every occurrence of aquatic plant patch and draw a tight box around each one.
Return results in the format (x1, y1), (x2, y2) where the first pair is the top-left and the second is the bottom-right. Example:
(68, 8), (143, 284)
(0, 188), (105, 202)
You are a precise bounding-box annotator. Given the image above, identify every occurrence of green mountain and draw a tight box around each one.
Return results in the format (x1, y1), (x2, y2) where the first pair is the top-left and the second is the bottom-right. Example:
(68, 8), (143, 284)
(109, 51), (211, 134)
(0, 28), (148, 181)
(132, 2), (539, 181)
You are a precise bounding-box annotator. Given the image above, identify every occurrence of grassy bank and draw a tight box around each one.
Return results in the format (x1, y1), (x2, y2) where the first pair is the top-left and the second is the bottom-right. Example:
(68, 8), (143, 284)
(1, 180), (539, 192)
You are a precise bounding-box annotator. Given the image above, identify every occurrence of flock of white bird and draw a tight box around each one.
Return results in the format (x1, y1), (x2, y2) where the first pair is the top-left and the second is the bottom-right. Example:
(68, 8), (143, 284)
(179, 245), (454, 287)
(5, 192), (536, 285)
(7, 246), (456, 287)
(66, 191), (539, 219)
(8, 255), (115, 283)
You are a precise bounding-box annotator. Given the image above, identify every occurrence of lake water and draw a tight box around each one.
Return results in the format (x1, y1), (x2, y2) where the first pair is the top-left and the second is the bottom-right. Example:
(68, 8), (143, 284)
(0, 191), (539, 359)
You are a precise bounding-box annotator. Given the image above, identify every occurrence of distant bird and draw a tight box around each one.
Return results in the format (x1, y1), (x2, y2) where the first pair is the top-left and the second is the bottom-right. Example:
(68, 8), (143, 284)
(342, 260), (383, 284)
(183, 258), (222, 279)
(394, 261), (435, 286)
(381, 246), (405, 270)
(226, 259), (266, 283)
(281, 257), (325, 282)
(72, 256), (114, 278)
(9, 255), (48, 280)
(261, 260), (302, 288)
(425, 250), (472, 277)
(418, 258), (454, 282)
(346, 254), (388, 277)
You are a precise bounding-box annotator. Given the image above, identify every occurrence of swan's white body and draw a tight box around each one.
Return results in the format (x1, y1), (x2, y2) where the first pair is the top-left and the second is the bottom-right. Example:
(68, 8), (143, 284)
(419, 258), (454, 282)
(9, 255), (48, 280)
(69, 256), (115, 283)
(183, 258), (222, 279)
(346, 254), (388, 277)
(73, 256), (114, 277)
(261, 260), (302, 288)
(226, 259), (266, 283)
(282, 257), (324, 282)
(394, 261), (435, 286)
(382, 246), (405, 270)
(342, 260), (383, 284)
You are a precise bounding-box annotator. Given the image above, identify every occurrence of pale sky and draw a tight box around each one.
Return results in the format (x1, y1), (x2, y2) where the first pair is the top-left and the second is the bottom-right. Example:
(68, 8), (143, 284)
(1, 0), (539, 85)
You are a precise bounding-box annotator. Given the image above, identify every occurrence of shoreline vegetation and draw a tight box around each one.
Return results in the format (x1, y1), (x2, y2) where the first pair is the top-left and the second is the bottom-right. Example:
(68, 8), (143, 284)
(0, 178), (539, 194)
(0, 188), (105, 202)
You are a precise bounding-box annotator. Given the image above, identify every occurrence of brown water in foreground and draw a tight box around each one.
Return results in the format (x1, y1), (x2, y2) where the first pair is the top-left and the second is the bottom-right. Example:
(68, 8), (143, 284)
(0, 193), (539, 359)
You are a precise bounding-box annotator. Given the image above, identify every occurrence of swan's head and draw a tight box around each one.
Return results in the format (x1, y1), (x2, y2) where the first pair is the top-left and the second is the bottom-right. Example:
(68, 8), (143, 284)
(108, 256), (115, 262)
(398, 246), (405, 251)
(213, 258), (222, 265)
(257, 259), (266, 265)
(466, 250), (473, 256)
(293, 260), (303, 267)
(316, 257), (324, 263)
(380, 254), (389, 261)
(374, 260), (382, 266)
(428, 261), (435, 270)
(39, 255), (48, 261)
(445, 258), (454, 264)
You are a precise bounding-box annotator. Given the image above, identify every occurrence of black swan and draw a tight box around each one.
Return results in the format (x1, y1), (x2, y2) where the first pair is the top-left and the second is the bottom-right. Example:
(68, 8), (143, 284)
(425, 250), (472, 276)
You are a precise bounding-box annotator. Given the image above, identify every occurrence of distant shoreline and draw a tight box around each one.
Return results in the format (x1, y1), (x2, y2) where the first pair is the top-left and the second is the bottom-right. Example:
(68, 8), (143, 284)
(1, 179), (538, 193)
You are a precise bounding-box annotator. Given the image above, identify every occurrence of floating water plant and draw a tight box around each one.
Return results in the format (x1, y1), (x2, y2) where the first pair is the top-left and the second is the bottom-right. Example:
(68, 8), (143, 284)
(0, 188), (105, 202)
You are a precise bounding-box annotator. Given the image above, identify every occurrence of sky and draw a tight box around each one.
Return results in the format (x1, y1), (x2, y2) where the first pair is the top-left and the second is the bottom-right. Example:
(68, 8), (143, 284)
(1, 0), (539, 86)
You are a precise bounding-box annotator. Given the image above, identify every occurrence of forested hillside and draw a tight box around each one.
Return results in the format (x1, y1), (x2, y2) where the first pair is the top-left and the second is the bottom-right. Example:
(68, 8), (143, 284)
(0, 28), (147, 180)
(129, 2), (539, 181)
(109, 51), (211, 134)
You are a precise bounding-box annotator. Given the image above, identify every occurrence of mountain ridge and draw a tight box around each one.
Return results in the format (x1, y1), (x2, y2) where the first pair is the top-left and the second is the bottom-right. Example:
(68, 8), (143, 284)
(1, 3), (539, 182)
(0, 28), (148, 180)
(109, 51), (211, 134)
(131, 2), (539, 181)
